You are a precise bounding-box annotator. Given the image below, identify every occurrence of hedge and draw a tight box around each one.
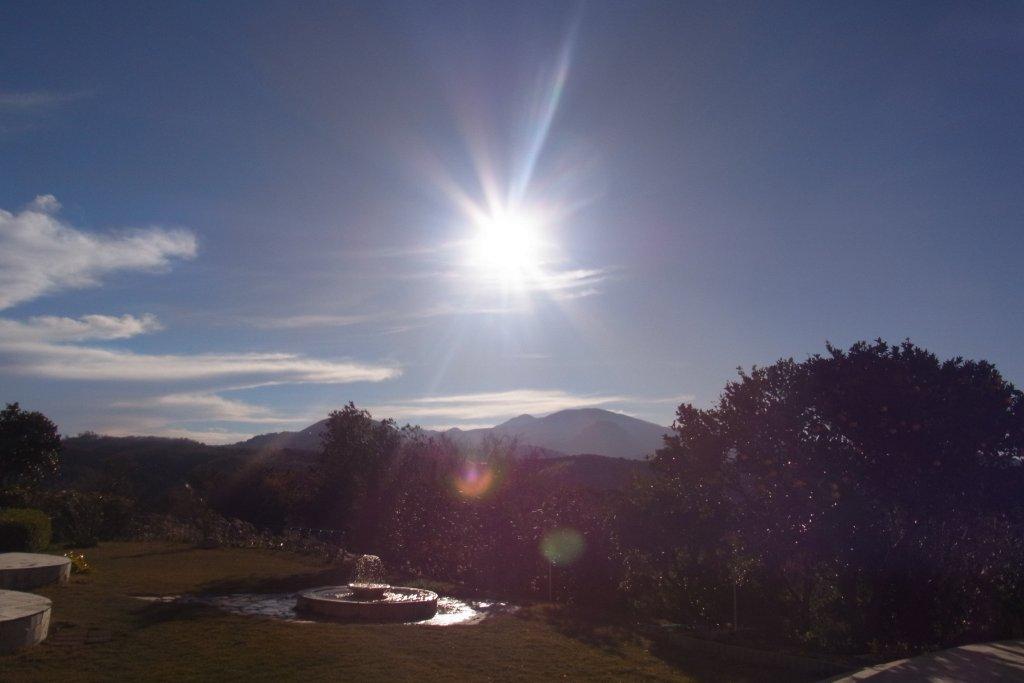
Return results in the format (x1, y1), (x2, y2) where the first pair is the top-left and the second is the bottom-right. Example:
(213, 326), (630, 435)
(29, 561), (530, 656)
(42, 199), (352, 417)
(0, 488), (135, 546)
(0, 507), (52, 552)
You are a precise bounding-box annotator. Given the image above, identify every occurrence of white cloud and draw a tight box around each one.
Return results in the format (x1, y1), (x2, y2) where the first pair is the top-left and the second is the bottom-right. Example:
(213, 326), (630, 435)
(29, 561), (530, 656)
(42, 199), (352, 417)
(419, 423), (496, 431)
(28, 195), (61, 212)
(441, 260), (611, 299)
(112, 392), (306, 425)
(0, 313), (162, 342)
(337, 232), (613, 300)
(0, 196), (197, 310)
(0, 339), (399, 383)
(98, 423), (257, 445)
(246, 313), (382, 330)
(243, 303), (522, 331)
(529, 268), (608, 294)
(369, 389), (628, 422)
(0, 196), (408, 443)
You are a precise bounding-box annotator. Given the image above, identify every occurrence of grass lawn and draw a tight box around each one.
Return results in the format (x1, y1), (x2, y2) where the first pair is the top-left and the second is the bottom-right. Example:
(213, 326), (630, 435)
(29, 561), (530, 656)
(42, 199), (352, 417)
(1, 542), (817, 682)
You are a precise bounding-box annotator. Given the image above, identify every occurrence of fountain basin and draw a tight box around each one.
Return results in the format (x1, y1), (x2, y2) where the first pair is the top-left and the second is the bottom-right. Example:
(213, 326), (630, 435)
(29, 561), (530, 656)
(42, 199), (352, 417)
(347, 582), (390, 600)
(297, 586), (438, 622)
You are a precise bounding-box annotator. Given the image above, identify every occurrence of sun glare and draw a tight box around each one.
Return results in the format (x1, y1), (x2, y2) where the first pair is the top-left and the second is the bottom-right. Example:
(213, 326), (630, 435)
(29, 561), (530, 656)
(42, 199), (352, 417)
(469, 210), (543, 280)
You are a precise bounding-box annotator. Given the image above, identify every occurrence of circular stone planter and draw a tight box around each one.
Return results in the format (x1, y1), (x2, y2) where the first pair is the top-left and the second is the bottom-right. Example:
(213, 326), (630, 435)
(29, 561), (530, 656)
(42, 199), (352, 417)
(297, 586), (438, 623)
(0, 553), (71, 590)
(0, 589), (52, 653)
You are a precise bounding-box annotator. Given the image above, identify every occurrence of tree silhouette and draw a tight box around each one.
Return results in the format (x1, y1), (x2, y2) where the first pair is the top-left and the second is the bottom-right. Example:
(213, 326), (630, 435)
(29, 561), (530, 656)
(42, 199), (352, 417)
(0, 402), (61, 489)
(648, 340), (1024, 649)
(316, 402), (402, 548)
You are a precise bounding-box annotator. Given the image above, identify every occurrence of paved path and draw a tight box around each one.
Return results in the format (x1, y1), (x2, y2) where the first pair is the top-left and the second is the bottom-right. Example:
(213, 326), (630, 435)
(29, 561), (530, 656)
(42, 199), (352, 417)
(827, 640), (1024, 682)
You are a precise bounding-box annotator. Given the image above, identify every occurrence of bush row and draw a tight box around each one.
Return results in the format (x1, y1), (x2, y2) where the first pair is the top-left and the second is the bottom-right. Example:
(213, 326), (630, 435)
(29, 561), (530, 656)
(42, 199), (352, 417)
(0, 488), (134, 547)
(0, 507), (52, 551)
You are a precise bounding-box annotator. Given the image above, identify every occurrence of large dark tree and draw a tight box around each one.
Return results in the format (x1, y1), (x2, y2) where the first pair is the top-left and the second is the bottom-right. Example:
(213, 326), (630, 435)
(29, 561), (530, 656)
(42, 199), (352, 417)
(646, 340), (1024, 651)
(316, 403), (402, 548)
(0, 402), (61, 489)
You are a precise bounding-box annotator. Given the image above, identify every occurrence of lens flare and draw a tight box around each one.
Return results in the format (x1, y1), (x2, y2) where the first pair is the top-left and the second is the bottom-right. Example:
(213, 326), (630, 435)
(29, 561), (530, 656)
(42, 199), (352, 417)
(540, 528), (585, 566)
(454, 461), (495, 499)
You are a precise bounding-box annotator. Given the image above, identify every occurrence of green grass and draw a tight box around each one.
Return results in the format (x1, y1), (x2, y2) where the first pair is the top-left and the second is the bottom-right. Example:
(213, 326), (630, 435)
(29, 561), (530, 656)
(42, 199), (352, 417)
(1, 542), (814, 682)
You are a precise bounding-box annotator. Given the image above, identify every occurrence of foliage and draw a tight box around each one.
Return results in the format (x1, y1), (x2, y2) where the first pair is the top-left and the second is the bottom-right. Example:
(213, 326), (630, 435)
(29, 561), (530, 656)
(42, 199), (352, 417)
(349, 430), (625, 606)
(315, 402), (403, 548)
(64, 550), (92, 573)
(203, 452), (317, 530)
(0, 402), (61, 489)
(60, 433), (251, 502)
(0, 487), (135, 546)
(643, 339), (1024, 651)
(0, 507), (53, 551)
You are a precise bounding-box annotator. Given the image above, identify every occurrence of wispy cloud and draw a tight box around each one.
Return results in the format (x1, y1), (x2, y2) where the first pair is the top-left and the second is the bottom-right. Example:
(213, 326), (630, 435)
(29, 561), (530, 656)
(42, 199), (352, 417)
(330, 230), (613, 301)
(369, 388), (628, 423)
(0, 195), (407, 444)
(0, 195), (197, 310)
(243, 303), (521, 330)
(0, 90), (89, 110)
(519, 267), (609, 299)
(0, 313), (162, 342)
(0, 313), (396, 440)
(112, 392), (307, 425)
(245, 313), (382, 330)
(0, 318), (399, 389)
(0, 339), (399, 384)
(440, 256), (611, 299)
(418, 422), (496, 431)
(0, 196), (398, 384)
(96, 421), (258, 445)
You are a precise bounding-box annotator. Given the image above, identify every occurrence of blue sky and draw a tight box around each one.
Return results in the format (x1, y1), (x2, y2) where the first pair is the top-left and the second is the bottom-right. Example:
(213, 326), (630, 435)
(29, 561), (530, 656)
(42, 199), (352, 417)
(1, 1), (1022, 443)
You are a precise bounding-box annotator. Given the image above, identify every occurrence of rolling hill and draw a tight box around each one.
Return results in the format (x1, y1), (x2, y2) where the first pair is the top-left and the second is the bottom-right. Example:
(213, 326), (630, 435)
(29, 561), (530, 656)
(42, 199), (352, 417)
(237, 407), (669, 460)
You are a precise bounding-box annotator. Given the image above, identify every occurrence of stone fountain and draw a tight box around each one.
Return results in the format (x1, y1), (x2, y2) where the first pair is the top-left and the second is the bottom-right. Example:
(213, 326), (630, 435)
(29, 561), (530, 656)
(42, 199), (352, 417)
(297, 555), (437, 622)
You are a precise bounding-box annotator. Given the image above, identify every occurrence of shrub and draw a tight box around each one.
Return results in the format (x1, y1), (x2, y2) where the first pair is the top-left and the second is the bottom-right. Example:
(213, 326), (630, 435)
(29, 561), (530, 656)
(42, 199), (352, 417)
(64, 550), (91, 574)
(0, 507), (52, 551)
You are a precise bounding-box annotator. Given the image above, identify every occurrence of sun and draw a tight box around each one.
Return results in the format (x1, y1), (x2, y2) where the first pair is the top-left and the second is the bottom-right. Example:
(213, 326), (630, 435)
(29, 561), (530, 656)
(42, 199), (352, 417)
(469, 209), (543, 280)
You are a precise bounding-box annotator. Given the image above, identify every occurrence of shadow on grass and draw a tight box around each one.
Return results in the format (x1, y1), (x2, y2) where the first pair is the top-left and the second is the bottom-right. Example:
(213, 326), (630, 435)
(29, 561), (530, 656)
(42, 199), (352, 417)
(133, 601), (222, 629)
(529, 605), (638, 655)
(531, 605), (818, 683)
(646, 631), (823, 683)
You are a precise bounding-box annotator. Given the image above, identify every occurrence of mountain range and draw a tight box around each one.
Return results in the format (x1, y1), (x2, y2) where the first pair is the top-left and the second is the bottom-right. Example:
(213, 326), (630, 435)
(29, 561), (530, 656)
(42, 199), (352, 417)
(239, 407), (670, 460)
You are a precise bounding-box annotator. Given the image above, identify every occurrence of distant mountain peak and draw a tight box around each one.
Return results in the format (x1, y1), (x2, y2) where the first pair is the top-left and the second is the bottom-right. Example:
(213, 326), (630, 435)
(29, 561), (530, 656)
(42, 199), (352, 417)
(237, 406), (670, 460)
(498, 413), (539, 430)
(451, 407), (669, 459)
